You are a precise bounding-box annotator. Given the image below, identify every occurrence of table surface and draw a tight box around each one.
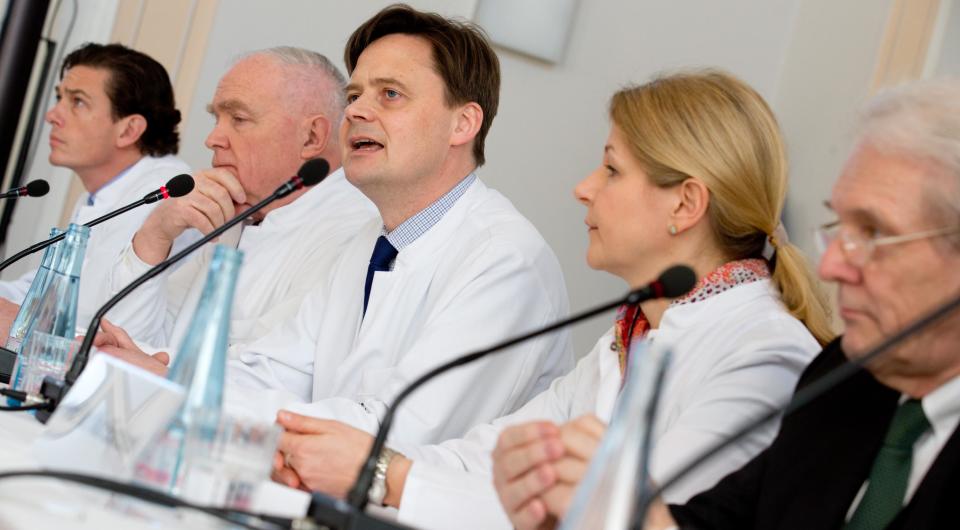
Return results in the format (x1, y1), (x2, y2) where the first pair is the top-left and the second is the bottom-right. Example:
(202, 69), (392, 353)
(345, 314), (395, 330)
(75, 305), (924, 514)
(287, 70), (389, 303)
(0, 410), (311, 529)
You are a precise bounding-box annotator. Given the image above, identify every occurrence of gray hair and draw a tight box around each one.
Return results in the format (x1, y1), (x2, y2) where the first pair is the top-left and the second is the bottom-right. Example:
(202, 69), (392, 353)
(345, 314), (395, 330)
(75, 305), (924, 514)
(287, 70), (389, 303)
(240, 46), (347, 125)
(856, 79), (960, 229)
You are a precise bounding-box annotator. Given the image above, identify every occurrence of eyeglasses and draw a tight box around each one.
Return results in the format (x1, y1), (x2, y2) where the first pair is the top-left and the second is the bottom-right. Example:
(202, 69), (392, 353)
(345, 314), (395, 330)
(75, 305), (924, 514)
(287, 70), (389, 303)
(814, 221), (960, 267)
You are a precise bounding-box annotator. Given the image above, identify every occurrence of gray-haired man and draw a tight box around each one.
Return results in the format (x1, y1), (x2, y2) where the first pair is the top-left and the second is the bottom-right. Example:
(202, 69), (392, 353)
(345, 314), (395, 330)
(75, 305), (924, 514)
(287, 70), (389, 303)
(96, 47), (376, 374)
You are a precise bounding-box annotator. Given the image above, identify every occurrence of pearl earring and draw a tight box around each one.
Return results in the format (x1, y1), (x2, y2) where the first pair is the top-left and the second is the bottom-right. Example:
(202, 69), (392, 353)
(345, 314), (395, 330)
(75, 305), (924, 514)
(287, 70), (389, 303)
(668, 224), (678, 235)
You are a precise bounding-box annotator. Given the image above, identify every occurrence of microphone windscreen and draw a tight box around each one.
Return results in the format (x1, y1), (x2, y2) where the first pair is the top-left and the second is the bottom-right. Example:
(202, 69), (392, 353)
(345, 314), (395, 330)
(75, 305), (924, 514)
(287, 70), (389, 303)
(298, 158), (330, 187)
(657, 265), (697, 298)
(165, 174), (195, 198)
(25, 180), (50, 197)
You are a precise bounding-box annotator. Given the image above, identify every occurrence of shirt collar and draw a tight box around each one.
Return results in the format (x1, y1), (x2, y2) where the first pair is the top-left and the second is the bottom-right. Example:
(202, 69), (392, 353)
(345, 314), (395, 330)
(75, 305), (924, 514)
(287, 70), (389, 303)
(672, 258), (770, 306)
(615, 259), (772, 374)
(254, 167), (345, 230)
(85, 160), (139, 206)
(381, 172), (476, 251)
(919, 373), (960, 444)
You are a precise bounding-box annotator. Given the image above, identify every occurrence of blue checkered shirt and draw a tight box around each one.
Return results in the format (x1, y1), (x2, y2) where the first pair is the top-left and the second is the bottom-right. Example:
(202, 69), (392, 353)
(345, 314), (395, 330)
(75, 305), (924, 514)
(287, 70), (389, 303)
(381, 172), (476, 269)
(86, 162), (136, 206)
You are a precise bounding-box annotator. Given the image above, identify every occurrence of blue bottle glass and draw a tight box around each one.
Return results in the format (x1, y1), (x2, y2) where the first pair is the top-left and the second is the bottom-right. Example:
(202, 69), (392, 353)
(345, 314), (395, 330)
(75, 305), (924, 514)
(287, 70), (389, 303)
(134, 244), (243, 495)
(9, 223), (89, 398)
(6, 227), (64, 353)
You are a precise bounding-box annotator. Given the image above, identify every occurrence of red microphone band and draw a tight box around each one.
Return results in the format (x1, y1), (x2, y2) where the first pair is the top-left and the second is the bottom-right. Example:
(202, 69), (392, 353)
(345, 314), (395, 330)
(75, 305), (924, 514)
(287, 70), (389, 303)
(160, 185), (170, 200)
(16, 188), (28, 197)
(291, 175), (304, 189)
(651, 280), (665, 299)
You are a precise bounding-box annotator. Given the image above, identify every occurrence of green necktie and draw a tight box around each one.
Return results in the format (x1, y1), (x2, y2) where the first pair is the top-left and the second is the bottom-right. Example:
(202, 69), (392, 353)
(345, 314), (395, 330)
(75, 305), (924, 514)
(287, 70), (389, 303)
(844, 398), (931, 530)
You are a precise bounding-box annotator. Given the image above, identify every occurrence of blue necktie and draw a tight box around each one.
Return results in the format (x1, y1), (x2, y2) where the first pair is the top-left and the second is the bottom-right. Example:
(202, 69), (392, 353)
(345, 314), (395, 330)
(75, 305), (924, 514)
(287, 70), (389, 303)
(363, 236), (398, 317)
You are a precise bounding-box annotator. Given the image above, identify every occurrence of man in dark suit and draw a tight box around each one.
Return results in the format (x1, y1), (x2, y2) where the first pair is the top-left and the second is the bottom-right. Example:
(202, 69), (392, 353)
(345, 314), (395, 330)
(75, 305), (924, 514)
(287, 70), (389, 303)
(656, 80), (960, 529)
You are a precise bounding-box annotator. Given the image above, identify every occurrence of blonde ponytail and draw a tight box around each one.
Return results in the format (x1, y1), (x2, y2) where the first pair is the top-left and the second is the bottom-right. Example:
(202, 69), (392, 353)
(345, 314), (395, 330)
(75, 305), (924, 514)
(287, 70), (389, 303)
(771, 243), (834, 345)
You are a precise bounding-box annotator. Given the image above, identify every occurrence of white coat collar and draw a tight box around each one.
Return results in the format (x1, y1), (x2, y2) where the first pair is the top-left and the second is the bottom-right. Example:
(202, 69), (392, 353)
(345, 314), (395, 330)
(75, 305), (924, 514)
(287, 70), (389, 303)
(75, 155), (190, 220)
(254, 167), (357, 233)
(649, 279), (779, 340)
(389, 177), (486, 270)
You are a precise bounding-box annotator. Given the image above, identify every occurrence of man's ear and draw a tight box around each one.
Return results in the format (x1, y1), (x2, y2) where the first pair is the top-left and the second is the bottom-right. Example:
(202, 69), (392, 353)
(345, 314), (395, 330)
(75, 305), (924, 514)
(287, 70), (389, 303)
(116, 114), (147, 149)
(301, 114), (332, 159)
(450, 102), (482, 148)
(670, 177), (711, 233)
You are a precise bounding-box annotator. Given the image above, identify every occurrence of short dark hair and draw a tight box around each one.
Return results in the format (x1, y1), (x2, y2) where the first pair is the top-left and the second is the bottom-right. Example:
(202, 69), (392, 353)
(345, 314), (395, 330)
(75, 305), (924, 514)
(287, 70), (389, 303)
(345, 4), (500, 166)
(61, 43), (180, 156)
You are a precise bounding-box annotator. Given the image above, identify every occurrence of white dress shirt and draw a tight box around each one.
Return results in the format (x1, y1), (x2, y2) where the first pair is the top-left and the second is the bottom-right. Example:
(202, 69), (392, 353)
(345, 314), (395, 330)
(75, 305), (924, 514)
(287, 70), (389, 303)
(395, 279), (822, 530)
(225, 177), (575, 447)
(103, 167), (378, 356)
(0, 155), (196, 334)
(908, 375), (960, 499)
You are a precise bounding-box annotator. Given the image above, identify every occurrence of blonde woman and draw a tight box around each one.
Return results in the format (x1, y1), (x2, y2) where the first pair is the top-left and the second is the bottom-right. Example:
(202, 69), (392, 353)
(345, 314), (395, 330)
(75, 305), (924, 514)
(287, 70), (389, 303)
(271, 71), (832, 530)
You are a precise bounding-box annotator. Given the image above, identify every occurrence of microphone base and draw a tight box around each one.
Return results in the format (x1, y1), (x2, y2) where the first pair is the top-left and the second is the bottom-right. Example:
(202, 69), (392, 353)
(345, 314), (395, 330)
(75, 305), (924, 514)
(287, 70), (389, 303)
(0, 346), (15, 384)
(33, 376), (67, 424)
(300, 493), (414, 530)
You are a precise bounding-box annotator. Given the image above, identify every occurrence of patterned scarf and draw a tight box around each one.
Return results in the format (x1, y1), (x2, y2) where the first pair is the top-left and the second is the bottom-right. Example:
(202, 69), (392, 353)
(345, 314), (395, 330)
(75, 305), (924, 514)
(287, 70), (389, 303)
(615, 258), (771, 380)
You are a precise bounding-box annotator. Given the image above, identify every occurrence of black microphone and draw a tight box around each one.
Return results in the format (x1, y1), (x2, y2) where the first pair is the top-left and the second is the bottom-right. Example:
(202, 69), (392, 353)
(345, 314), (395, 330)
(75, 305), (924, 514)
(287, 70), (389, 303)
(342, 265), (697, 512)
(0, 174), (195, 275)
(141, 173), (194, 204)
(0, 179), (50, 199)
(629, 288), (960, 528)
(32, 158), (330, 423)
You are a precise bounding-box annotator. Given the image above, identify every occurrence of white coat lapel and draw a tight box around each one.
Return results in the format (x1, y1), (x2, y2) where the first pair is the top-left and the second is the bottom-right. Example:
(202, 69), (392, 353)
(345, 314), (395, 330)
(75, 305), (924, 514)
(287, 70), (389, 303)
(595, 333), (623, 422)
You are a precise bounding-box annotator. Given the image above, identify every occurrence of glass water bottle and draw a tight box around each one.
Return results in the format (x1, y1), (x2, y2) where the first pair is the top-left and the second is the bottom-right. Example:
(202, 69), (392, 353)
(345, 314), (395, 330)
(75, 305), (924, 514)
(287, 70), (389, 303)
(5, 227), (65, 353)
(134, 244), (243, 495)
(9, 223), (89, 398)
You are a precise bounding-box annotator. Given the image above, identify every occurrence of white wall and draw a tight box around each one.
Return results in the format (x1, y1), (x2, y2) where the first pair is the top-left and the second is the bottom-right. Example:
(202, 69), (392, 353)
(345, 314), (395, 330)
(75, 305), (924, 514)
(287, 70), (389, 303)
(932, 0), (960, 75)
(776, 0), (893, 258)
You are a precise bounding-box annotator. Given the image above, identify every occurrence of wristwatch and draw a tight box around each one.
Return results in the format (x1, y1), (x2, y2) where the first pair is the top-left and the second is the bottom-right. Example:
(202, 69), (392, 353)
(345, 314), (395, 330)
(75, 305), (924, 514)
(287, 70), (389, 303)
(368, 447), (399, 506)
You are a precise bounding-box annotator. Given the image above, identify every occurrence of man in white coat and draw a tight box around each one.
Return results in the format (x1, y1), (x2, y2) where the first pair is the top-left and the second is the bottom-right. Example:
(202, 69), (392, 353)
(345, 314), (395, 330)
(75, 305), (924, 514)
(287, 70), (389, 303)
(95, 47), (377, 371)
(0, 43), (195, 335)
(231, 5), (573, 503)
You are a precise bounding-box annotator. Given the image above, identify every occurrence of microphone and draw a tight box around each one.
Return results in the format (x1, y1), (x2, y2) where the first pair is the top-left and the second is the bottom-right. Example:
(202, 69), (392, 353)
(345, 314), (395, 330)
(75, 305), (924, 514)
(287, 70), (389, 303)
(629, 288), (960, 528)
(0, 174), (195, 275)
(141, 173), (194, 204)
(32, 158), (330, 423)
(343, 265), (697, 512)
(0, 179), (50, 199)
(634, 265), (696, 301)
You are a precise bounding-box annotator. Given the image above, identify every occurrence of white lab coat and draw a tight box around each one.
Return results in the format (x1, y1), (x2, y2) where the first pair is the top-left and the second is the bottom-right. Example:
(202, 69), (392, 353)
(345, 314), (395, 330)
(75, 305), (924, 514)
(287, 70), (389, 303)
(103, 167), (378, 354)
(226, 177), (575, 446)
(0, 155), (195, 334)
(395, 279), (821, 530)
